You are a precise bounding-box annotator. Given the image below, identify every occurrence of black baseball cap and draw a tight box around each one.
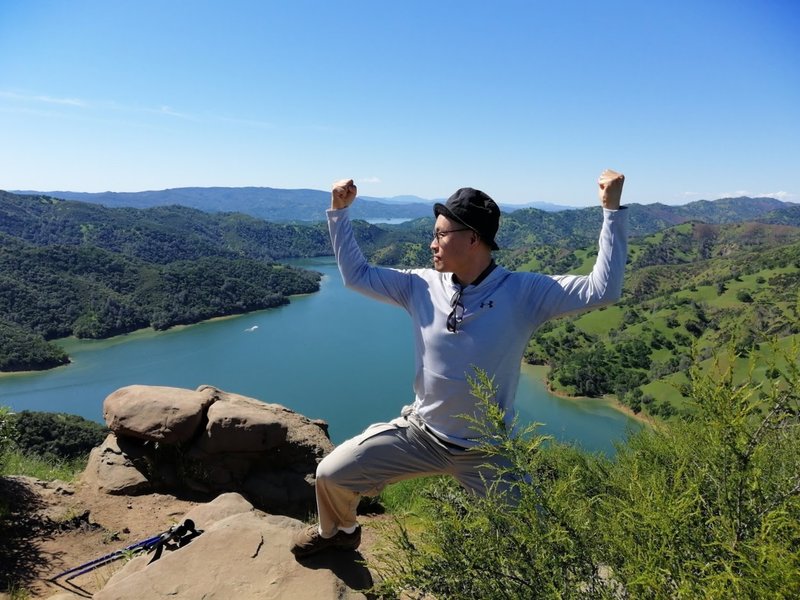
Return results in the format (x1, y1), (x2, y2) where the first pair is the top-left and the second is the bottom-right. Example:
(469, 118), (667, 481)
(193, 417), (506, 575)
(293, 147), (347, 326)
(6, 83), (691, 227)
(434, 187), (500, 251)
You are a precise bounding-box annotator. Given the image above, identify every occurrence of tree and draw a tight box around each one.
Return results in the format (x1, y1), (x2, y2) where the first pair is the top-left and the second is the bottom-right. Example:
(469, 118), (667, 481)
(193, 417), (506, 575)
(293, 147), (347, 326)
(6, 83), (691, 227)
(615, 339), (652, 370)
(556, 345), (614, 397)
(11, 412), (107, 460)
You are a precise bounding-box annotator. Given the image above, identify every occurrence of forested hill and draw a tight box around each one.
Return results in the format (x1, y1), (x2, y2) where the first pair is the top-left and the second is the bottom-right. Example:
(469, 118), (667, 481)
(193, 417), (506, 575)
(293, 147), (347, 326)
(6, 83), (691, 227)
(0, 190), (422, 265)
(0, 191), (325, 371)
(364, 196), (800, 270)
(0, 190), (332, 262)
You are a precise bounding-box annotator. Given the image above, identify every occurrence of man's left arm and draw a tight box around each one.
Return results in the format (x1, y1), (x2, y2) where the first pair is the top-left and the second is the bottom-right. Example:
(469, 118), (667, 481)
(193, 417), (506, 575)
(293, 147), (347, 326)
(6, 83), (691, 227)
(525, 171), (628, 321)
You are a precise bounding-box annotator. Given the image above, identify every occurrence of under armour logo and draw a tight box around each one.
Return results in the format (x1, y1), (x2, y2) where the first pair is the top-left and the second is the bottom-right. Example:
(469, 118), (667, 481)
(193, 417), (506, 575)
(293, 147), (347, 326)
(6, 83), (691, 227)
(480, 301), (494, 308)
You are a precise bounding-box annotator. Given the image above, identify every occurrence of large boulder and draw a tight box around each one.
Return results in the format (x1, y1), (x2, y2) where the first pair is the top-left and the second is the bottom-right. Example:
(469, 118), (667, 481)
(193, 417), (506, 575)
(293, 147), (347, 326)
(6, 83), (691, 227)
(85, 385), (334, 517)
(92, 493), (374, 600)
(196, 394), (290, 453)
(103, 385), (216, 444)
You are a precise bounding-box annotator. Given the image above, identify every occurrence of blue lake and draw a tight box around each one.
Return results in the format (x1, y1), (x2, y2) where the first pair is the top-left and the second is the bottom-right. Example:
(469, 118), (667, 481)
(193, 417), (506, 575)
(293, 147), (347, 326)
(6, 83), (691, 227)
(0, 257), (639, 453)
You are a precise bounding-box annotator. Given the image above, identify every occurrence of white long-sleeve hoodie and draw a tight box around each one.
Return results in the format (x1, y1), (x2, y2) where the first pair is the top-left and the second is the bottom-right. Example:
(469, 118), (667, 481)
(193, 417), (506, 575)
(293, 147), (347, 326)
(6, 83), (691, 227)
(328, 207), (628, 447)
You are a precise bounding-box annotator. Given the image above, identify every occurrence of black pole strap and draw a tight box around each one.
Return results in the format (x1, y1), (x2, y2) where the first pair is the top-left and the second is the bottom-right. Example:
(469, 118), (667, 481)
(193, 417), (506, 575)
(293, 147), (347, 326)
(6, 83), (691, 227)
(147, 519), (203, 564)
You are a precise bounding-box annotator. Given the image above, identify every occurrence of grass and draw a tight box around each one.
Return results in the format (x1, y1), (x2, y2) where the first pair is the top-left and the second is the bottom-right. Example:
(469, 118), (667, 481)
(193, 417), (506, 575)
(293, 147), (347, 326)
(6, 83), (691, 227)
(674, 284), (718, 303)
(572, 249), (596, 274)
(378, 476), (443, 516)
(372, 477), (453, 556)
(641, 376), (691, 410)
(0, 448), (87, 481)
(642, 334), (799, 414)
(4, 583), (31, 600)
(708, 335), (798, 381)
(573, 305), (623, 336)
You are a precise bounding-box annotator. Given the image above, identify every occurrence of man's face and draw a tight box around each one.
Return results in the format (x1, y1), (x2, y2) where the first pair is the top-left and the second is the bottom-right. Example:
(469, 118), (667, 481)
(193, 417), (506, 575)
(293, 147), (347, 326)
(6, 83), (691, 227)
(431, 215), (475, 273)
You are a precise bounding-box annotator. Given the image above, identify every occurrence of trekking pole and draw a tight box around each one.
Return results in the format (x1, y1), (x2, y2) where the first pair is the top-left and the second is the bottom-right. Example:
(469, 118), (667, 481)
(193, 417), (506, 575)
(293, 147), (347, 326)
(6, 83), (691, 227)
(51, 520), (202, 581)
(51, 534), (163, 581)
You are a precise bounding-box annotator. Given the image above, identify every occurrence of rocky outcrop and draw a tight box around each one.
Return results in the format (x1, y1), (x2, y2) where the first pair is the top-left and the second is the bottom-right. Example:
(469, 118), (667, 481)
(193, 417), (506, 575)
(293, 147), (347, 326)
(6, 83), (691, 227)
(83, 385), (333, 517)
(103, 385), (216, 444)
(61, 493), (374, 600)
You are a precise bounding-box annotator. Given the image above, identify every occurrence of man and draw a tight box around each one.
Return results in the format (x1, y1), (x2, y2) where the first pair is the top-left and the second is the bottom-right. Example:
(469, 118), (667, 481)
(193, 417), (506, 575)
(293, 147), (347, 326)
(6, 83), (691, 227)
(291, 171), (627, 558)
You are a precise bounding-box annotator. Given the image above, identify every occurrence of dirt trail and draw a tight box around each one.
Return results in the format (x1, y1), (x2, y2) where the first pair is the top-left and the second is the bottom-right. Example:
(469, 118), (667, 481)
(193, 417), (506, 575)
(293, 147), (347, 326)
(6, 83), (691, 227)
(0, 476), (388, 599)
(1, 476), (201, 598)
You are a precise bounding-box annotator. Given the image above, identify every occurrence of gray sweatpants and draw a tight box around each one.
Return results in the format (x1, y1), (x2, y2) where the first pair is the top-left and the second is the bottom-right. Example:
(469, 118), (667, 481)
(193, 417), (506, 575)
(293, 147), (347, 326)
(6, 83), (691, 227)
(315, 410), (515, 537)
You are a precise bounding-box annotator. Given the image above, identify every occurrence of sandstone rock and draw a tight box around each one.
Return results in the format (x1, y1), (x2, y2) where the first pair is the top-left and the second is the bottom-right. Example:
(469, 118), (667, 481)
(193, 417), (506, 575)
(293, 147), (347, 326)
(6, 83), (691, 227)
(181, 491), (255, 529)
(192, 388), (332, 458)
(103, 385), (216, 444)
(81, 435), (152, 496)
(94, 493), (373, 600)
(196, 392), (288, 454)
(87, 385), (333, 516)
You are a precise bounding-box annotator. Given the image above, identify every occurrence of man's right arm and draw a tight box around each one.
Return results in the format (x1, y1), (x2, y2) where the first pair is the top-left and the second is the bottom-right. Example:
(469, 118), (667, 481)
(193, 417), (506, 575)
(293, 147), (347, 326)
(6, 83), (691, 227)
(327, 179), (414, 309)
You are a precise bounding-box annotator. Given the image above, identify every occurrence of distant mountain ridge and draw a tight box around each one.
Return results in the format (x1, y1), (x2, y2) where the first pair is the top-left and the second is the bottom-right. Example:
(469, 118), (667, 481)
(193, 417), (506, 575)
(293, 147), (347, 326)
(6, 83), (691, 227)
(495, 196), (800, 252)
(12, 186), (598, 221)
(13, 187), (433, 222)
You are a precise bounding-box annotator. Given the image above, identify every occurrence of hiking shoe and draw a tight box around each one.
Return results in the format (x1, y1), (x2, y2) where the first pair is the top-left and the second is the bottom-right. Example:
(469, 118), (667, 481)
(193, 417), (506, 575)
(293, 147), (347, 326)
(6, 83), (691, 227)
(290, 524), (361, 558)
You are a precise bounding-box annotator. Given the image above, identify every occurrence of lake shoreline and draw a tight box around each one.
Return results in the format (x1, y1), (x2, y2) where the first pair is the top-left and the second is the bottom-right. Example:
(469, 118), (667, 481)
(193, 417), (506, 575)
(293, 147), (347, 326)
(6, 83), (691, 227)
(0, 287), (324, 378)
(522, 364), (654, 426)
(4, 317), (652, 429)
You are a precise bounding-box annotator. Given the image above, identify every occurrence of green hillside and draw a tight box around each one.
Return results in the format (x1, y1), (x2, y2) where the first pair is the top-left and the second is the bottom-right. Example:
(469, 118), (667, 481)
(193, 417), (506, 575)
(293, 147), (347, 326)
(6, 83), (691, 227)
(523, 221), (800, 418)
(0, 191), (431, 371)
(0, 190), (429, 266)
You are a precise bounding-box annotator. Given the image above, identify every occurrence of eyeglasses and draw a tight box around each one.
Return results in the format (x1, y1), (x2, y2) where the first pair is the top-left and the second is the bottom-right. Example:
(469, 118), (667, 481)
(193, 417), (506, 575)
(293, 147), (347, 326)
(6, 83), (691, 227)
(432, 228), (471, 242)
(447, 287), (465, 333)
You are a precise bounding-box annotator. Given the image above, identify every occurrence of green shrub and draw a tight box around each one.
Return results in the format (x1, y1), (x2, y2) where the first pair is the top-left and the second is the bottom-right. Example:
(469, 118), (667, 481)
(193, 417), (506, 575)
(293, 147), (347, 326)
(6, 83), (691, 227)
(373, 347), (800, 599)
(11, 411), (107, 461)
(600, 345), (800, 598)
(373, 371), (613, 599)
(0, 407), (93, 480)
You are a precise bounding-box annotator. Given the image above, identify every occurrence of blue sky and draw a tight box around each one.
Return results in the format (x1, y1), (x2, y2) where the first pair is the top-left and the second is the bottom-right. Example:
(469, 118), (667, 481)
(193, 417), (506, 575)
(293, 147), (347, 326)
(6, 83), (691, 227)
(1, 0), (797, 207)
